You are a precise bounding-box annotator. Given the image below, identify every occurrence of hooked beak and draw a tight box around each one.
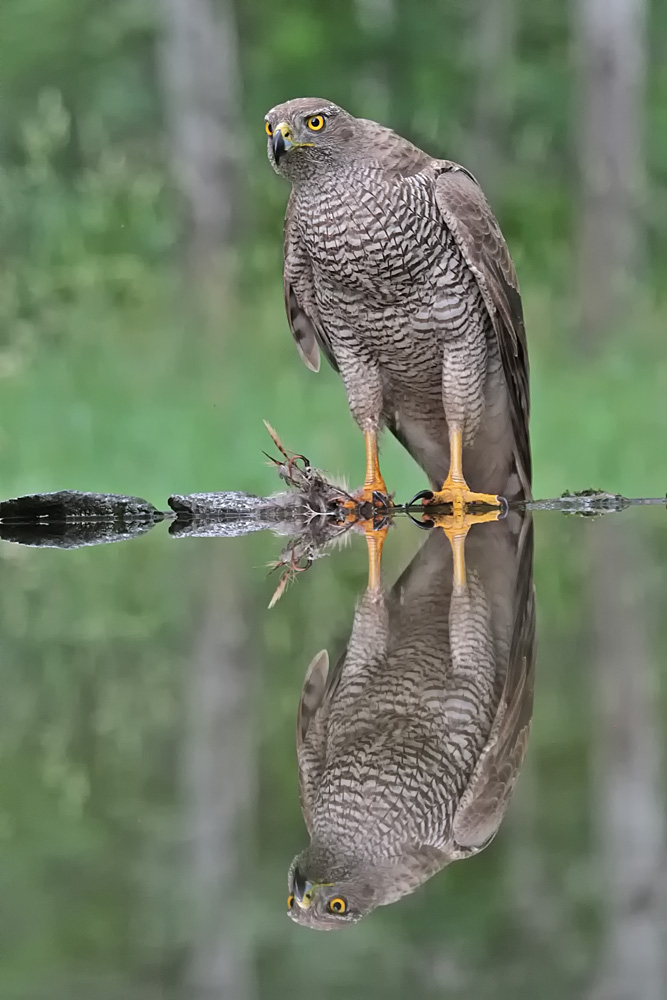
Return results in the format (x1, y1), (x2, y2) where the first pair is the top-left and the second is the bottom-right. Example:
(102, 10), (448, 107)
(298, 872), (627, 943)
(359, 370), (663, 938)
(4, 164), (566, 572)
(272, 121), (293, 163)
(293, 868), (314, 909)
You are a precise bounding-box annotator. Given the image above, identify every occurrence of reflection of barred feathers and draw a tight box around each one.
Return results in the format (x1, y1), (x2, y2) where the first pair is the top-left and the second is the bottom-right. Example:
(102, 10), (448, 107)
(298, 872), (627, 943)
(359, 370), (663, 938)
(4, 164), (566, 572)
(288, 513), (535, 929)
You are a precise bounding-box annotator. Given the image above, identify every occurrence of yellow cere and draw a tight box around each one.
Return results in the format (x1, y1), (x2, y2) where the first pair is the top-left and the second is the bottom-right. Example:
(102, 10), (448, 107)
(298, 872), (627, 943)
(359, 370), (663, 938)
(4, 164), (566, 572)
(307, 115), (324, 132)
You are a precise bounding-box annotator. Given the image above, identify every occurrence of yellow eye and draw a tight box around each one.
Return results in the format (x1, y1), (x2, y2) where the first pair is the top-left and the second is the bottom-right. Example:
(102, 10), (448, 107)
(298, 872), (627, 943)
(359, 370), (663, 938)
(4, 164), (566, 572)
(287, 894), (295, 909)
(265, 121), (273, 136)
(307, 115), (325, 132)
(328, 897), (347, 914)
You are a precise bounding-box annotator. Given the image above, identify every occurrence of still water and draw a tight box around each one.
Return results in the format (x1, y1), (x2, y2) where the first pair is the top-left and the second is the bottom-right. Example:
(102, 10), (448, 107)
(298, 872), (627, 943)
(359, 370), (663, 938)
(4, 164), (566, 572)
(1, 502), (665, 1000)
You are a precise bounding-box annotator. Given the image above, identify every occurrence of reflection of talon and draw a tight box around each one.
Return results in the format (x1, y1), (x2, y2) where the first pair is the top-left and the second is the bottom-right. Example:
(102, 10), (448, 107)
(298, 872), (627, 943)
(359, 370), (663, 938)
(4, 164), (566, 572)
(288, 544), (312, 573)
(370, 510), (390, 532)
(423, 510), (501, 590)
(421, 509), (501, 531)
(361, 520), (388, 592)
(267, 541), (315, 608)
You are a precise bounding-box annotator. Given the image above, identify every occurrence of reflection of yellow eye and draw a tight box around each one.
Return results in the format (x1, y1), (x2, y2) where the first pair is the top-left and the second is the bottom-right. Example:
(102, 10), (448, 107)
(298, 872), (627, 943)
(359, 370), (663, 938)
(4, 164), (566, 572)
(307, 115), (325, 132)
(287, 894), (295, 909)
(328, 897), (347, 914)
(265, 121), (273, 136)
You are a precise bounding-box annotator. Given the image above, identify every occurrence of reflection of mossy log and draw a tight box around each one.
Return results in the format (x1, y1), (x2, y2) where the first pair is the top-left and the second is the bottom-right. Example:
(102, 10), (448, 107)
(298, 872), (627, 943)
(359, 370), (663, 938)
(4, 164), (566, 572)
(0, 431), (356, 550)
(0, 474), (350, 547)
(527, 491), (632, 515)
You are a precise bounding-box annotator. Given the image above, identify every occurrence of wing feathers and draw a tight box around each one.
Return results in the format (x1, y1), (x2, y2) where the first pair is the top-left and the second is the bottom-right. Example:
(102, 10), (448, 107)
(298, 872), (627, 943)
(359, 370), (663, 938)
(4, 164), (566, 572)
(433, 165), (531, 492)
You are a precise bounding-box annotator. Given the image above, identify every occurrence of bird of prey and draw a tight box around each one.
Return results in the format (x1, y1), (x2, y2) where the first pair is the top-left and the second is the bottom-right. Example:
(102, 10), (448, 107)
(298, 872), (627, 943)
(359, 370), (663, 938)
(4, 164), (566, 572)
(265, 98), (531, 512)
(287, 507), (536, 929)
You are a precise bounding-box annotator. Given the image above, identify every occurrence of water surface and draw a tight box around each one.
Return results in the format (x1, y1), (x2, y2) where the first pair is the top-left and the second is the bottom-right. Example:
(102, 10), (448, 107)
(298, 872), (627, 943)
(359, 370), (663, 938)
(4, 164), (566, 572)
(1, 504), (665, 1000)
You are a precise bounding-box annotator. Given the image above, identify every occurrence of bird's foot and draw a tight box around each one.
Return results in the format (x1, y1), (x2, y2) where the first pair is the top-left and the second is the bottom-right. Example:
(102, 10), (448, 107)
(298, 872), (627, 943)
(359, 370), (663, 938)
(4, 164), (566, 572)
(335, 481), (393, 519)
(411, 479), (502, 518)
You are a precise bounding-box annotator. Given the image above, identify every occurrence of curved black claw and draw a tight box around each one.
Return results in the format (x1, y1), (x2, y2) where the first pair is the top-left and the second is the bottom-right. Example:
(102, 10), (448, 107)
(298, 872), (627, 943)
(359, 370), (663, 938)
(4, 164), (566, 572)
(358, 491), (392, 517)
(406, 508), (434, 530)
(372, 490), (392, 510)
(408, 489), (435, 507)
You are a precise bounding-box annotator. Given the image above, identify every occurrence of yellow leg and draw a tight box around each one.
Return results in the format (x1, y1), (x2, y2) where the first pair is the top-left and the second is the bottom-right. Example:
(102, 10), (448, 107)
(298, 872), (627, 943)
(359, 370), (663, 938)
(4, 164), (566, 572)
(364, 521), (388, 592)
(340, 430), (389, 511)
(425, 428), (501, 516)
(363, 430), (387, 498)
(427, 510), (501, 591)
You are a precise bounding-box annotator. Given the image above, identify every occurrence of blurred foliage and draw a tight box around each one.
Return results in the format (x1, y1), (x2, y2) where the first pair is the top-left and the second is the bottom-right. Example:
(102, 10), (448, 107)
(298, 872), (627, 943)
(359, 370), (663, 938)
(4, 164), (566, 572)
(1, 1), (666, 999)
(1, 0), (666, 498)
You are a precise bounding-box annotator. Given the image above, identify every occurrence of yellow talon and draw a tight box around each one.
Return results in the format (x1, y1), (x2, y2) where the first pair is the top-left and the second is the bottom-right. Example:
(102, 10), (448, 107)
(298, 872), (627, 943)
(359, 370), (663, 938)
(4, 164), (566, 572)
(336, 429), (391, 512)
(423, 428), (500, 513)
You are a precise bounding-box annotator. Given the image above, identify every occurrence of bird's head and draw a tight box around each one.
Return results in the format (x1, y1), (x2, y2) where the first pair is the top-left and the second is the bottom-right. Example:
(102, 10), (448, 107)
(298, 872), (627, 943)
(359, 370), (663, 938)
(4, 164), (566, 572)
(286, 846), (381, 931)
(265, 98), (358, 181)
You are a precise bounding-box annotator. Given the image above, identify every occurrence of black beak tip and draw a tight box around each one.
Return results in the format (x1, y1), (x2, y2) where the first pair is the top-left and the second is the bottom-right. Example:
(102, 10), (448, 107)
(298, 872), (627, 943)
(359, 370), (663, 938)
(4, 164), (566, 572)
(293, 867), (307, 902)
(273, 131), (286, 163)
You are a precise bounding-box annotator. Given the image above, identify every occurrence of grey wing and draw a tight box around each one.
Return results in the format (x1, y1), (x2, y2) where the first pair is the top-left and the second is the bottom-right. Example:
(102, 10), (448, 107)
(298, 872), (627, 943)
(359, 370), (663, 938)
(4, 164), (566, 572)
(450, 517), (536, 854)
(296, 650), (331, 834)
(283, 193), (338, 374)
(433, 164), (531, 492)
(295, 637), (357, 834)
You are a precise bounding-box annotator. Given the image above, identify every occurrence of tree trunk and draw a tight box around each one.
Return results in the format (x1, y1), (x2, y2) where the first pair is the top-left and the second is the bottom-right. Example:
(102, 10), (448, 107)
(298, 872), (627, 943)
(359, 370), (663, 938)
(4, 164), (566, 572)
(575, 0), (647, 343)
(575, 2), (665, 998)
(182, 551), (257, 1000)
(158, 3), (254, 995)
(588, 523), (665, 1000)
(354, 0), (396, 123)
(158, 0), (242, 277)
(467, 0), (516, 202)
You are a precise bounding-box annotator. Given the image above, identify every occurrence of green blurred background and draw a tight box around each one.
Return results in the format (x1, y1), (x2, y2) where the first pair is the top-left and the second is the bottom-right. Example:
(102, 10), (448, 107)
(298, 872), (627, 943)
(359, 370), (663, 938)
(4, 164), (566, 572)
(1, 1), (666, 999)
(1, 0), (666, 502)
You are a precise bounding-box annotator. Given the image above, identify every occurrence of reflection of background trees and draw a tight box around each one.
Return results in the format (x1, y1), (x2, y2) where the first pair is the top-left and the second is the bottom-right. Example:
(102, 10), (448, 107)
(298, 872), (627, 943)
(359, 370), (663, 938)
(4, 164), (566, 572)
(0, 0), (665, 998)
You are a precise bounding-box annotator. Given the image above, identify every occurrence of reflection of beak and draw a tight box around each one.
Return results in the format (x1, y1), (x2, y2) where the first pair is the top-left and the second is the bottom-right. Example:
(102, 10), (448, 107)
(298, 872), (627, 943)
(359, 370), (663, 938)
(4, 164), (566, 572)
(273, 121), (293, 163)
(293, 869), (314, 909)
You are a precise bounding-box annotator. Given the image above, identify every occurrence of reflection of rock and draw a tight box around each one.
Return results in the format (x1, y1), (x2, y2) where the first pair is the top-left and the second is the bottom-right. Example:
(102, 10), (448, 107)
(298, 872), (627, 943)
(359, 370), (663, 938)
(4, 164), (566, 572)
(288, 511), (535, 930)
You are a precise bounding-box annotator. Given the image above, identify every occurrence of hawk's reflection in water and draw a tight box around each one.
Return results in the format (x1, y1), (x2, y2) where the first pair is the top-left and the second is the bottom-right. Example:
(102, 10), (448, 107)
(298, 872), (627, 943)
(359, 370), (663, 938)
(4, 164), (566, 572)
(287, 508), (535, 930)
